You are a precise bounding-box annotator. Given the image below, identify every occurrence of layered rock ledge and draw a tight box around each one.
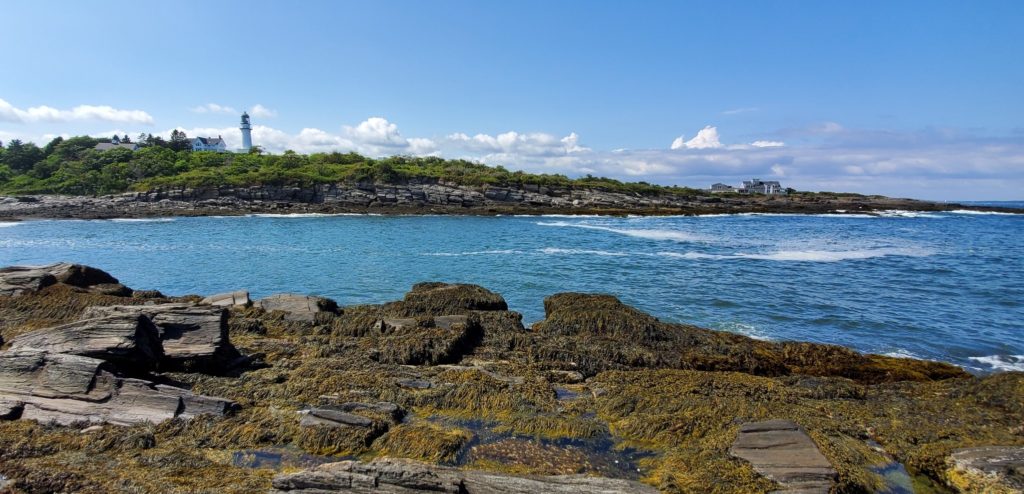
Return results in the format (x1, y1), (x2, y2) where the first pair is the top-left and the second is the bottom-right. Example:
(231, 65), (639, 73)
(0, 263), (1022, 494)
(1, 182), (1016, 220)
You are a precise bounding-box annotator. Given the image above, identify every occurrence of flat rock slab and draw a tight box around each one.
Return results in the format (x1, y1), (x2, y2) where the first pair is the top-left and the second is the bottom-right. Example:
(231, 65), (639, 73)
(0, 263), (119, 296)
(270, 457), (658, 494)
(946, 446), (1024, 492)
(82, 304), (235, 365)
(0, 348), (234, 425)
(8, 313), (162, 369)
(300, 409), (374, 428)
(258, 294), (338, 322)
(201, 290), (251, 307)
(730, 420), (836, 493)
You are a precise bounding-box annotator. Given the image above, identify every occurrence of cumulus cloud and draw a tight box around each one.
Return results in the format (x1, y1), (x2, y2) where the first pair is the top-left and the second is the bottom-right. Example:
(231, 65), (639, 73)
(0, 98), (154, 125)
(250, 104), (277, 119)
(447, 130), (589, 157)
(190, 103), (236, 114)
(671, 126), (723, 150)
(161, 117), (436, 156)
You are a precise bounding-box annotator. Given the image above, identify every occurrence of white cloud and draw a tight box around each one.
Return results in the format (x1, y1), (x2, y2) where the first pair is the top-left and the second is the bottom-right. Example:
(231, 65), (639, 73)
(447, 130), (589, 157)
(250, 104), (277, 119)
(671, 126), (723, 150)
(190, 103), (236, 114)
(751, 140), (785, 148)
(0, 98), (154, 125)
(163, 117), (436, 156)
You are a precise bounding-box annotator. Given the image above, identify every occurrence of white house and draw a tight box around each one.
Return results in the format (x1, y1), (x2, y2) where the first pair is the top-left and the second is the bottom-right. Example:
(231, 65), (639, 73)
(742, 178), (785, 195)
(708, 179), (787, 195)
(192, 136), (227, 153)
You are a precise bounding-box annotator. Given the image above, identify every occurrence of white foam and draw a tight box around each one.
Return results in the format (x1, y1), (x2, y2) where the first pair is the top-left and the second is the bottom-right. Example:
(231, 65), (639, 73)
(516, 214), (604, 218)
(812, 213), (877, 218)
(883, 349), (922, 360)
(108, 218), (176, 223)
(948, 209), (1017, 216)
(714, 322), (773, 341)
(249, 213), (365, 218)
(657, 248), (932, 262)
(424, 250), (523, 257)
(967, 355), (1024, 372)
(538, 247), (629, 256)
(875, 210), (944, 219)
(536, 221), (705, 242)
(0, 222), (20, 227)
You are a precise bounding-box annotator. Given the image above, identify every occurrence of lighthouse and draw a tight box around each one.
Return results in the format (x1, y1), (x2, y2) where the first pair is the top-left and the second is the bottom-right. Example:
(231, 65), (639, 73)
(240, 112), (253, 152)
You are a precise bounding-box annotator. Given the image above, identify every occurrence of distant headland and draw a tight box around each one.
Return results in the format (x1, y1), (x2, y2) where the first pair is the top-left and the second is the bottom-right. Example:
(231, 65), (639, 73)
(0, 134), (1018, 220)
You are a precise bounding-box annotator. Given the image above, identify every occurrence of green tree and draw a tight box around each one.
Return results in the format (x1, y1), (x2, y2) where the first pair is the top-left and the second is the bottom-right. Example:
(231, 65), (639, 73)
(2, 139), (44, 172)
(169, 130), (191, 152)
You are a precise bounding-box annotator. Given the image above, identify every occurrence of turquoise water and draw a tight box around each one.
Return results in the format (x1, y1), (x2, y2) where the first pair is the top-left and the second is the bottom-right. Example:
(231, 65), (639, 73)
(1, 209), (1022, 373)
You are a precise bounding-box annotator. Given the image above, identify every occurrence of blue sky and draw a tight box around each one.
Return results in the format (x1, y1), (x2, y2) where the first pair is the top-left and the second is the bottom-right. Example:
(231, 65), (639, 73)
(1, 1), (1022, 200)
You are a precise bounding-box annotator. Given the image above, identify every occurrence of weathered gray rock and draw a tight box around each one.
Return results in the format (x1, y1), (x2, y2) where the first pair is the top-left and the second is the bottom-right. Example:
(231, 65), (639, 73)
(0, 348), (234, 425)
(946, 446), (1024, 492)
(299, 408), (373, 428)
(0, 398), (23, 419)
(201, 290), (251, 307)
(258, 293), (339, 322)
(730, 420), (836, 493)
(81, 304), (237, 367)
(396, 378), (433, 389)
(299, 402), (403, 428)
(270, 457), (659, 494)
(0, 263), (120, 296)
(0, 265), (57, 296)
(8, 313), (162, 369)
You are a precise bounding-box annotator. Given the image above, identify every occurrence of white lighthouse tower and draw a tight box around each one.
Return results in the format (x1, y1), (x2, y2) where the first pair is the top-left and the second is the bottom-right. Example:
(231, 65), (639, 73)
(240, 112), (253, 152)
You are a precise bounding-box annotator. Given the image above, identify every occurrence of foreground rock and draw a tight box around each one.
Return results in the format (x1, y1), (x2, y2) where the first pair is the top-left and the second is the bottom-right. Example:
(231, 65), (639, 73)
(527, 292), (968, 382)
(201, 290), (252, 307)
(8, 313), (162, 370)
(945, 446), (1024, 493)
(82, 303), (240, 369)
(0, 262), (121, 297)
(258, 293), (339, 322)
(270, 457), (659, 494)
(0, 348), (234, 425)
(730, 420), (837, 493)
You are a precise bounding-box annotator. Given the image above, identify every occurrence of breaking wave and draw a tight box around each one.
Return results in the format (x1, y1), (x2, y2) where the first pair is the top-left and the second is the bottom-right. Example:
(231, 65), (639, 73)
(875, 210), (944, 219)
(948, 210), (1018, 216)
(536, 221), (705, 242)
(967, 355), (1024, 372)
(248, 213), (368, 218)
(538, 247), (629, 256)
(657, 248), (932, 262)
(424, 250), (524, 257)
(108, 218), (176, 223)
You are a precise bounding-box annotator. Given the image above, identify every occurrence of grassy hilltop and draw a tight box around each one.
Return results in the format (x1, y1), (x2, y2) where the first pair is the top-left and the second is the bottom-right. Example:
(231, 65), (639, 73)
(0, 135), (702, 197)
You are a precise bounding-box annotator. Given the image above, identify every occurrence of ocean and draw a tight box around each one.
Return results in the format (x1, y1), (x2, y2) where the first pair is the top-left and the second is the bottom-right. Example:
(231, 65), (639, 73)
(2, 208), (1022, 373)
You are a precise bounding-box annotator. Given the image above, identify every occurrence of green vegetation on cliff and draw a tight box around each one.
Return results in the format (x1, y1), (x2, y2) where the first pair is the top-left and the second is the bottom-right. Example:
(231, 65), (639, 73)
(0, 136), (700, 197)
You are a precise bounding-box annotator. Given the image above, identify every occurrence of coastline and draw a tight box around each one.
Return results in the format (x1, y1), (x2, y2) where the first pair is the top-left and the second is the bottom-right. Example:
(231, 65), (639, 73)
(1, 182), (1020, 221)
(1, 263), (1022, 492)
